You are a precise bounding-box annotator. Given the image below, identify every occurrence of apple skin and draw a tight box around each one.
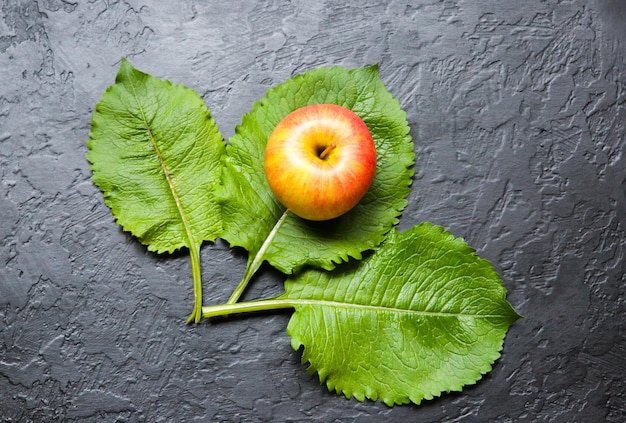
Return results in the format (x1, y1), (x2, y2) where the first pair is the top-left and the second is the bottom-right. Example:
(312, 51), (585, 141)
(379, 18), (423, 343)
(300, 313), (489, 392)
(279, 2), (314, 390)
(264, 103), (377, 221)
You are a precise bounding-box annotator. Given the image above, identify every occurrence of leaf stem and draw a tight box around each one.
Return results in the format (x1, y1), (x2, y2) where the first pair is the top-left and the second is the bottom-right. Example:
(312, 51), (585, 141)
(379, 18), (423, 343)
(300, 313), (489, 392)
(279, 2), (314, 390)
(186, 242), (203, 324)
(226, 209), (290, 304)
(202, 297), (295, 319)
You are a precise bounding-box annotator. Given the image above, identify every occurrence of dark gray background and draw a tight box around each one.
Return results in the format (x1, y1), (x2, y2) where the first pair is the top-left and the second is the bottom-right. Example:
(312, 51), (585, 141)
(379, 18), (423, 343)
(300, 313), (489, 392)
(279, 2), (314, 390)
(1, 0), (625, 421)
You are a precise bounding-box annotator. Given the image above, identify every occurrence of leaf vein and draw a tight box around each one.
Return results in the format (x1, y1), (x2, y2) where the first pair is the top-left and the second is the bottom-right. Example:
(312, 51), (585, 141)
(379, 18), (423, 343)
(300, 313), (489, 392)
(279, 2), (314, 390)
(127, 76), (196, 250)
(295, 299), (512, 319)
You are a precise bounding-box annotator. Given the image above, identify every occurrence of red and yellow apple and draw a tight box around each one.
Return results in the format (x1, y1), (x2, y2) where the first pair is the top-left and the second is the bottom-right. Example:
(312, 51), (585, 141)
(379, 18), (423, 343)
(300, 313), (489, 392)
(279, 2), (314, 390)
(264, 103), (377, 221)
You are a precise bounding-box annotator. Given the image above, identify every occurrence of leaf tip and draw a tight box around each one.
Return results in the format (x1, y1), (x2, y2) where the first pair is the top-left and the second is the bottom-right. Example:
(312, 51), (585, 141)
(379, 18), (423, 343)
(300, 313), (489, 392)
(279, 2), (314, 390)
(117, 56), (132, 73)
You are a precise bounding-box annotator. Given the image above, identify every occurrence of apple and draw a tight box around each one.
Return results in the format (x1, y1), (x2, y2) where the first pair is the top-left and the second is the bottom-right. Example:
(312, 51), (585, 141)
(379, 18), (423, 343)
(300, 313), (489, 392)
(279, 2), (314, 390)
(264, 103), (377, 221)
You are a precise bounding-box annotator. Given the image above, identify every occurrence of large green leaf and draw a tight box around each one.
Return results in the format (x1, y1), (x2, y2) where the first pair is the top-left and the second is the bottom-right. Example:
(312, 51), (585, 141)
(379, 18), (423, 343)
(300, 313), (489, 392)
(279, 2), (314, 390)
(282, 223), (521, 406)
(219, 65), (414, 276)
(87, 58), (225, 322)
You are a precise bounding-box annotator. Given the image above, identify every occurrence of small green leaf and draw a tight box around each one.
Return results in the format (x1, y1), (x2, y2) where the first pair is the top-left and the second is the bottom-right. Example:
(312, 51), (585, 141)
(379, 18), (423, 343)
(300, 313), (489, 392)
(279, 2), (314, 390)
(87, 58), (225, 322)
(219, 65), (414, 276)
(282, 223), (521, 406)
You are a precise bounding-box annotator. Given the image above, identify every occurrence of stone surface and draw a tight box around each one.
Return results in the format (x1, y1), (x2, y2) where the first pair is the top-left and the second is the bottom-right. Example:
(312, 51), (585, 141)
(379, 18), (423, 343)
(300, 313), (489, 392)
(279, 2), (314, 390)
(1, 0), (625, 421)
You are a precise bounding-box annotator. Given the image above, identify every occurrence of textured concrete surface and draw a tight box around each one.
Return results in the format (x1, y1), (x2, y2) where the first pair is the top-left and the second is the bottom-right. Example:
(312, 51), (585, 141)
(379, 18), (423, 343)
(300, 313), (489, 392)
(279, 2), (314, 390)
(1, 0), (625, 421)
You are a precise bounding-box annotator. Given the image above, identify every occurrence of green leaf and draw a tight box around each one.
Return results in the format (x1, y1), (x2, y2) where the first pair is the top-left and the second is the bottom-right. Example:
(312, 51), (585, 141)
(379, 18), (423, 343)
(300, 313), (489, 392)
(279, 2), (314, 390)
(87, 58), (224, 253)
(87, 58), (225, 322)
(282, 223), (521, 406)
(219, 65), (414, 277)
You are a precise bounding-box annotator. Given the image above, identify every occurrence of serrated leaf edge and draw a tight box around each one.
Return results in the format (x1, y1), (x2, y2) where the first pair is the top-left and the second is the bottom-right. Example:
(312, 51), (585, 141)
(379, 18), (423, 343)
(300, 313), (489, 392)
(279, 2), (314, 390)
(285, 223), (520, 406)
(87, 58), (222, 255)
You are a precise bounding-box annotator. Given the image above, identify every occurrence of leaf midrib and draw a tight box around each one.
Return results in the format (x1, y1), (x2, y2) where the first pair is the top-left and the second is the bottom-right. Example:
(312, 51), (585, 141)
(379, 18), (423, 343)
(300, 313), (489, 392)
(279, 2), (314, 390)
(125, 66), (196, 250)
(288, 298), (511, 319)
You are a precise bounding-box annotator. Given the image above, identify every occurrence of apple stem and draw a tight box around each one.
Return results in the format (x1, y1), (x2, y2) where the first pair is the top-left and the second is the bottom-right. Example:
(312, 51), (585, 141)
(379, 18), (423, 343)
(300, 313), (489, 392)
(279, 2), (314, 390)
(318, 143), (337, 160)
